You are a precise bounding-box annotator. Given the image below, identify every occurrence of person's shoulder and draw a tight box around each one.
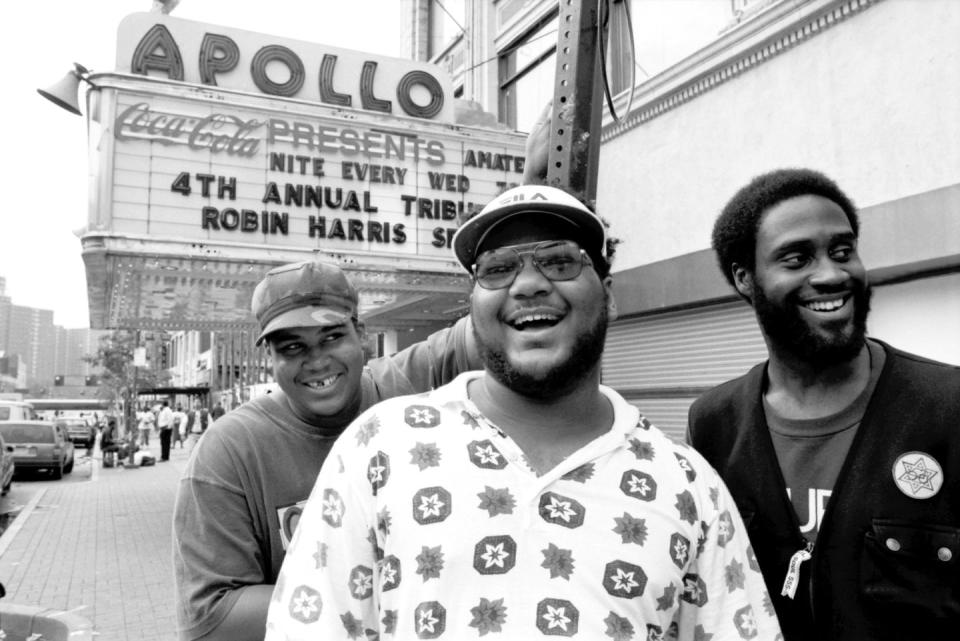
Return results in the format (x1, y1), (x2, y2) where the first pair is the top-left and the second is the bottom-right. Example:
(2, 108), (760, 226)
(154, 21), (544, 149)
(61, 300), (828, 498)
(355, 373), (473, 431)
(690, 362), (764, 413)
(622, 417), (723, 484)
(878, 340), (960, 374)
(188, 401), (272, 464)
(874, 341), (960, 405)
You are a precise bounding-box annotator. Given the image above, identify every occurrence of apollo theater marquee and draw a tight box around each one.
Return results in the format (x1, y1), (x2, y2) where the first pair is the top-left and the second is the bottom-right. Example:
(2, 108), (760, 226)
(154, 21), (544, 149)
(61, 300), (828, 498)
(81, 12), (526, 335)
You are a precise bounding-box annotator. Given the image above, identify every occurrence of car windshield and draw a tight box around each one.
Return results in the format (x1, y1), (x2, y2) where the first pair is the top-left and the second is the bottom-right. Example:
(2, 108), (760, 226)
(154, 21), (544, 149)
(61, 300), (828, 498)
(0, 424), (54, 444)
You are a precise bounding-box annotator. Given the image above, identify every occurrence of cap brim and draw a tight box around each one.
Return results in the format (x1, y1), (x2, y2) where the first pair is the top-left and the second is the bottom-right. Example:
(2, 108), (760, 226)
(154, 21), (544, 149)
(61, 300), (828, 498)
(256, 305), (352, 345)
(453, 205), (605, 271)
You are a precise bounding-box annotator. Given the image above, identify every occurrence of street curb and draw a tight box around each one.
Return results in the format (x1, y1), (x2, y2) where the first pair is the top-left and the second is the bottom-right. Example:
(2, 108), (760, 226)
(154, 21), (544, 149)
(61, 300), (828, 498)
(0, 488), (47, 559)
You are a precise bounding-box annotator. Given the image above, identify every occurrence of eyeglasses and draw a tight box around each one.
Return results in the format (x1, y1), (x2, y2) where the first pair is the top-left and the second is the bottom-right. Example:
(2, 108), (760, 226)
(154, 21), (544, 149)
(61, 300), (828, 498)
(472, 240), (591, 290)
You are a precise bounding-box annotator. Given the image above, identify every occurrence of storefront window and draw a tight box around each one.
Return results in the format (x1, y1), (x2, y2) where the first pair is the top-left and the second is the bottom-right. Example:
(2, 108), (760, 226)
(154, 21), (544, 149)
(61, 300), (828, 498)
(496, 1), (737, 132)
(499, 13), (558, 132)
(431, 0), (467, 57)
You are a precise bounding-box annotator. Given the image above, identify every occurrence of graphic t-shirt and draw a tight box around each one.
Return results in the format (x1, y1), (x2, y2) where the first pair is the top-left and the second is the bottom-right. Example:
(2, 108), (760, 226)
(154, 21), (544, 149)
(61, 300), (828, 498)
(265, 372), (781, 641)
(174, 317), (475, 640)
(766, 340), (885, 542)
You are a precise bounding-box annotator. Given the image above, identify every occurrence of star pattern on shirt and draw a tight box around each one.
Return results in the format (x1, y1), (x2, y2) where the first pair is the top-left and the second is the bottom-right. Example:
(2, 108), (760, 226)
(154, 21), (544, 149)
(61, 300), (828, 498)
(469, 597), (508, 636)
(270, 393), (780, 640)
(604, 611), (635, 641)
(409, 442), (442, 470)
(381, 563), (398, 589)
(418, 492), (445, 518)
(475, 443), (502, 465)
(406, 405), (440, 427)
(480, 541), (511, 568)
(545, 496), (577, 522)
(355, 415), (380, 446)
(289, 586), (321, 623)
(609, 567), (641, 593)
(628, 474), (654, 496)
(477, 486), (516, 517)
(321, 489), (344, 527)
(312, 541), (326, 569)
(541, 543), (575, 580)
(418, 607), (440, 633)
(734, 605), (759, 638)
(628, 438), (655, 461)
(671, 533), (691, 568)
(612, 512), (648, 545)
(368, 462), (386, 483)
(350, 567), (373, 598)
(542, 604), (572, 631)
(725, 558), (746, 593)
(675, 490), (698, 525)
(656, 584), (677, 611)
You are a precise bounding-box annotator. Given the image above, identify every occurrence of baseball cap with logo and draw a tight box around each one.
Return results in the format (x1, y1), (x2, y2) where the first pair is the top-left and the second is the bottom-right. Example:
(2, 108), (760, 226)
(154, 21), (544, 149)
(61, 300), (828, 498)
(251, 261), (359, 345)
(452, 184), (608, 273)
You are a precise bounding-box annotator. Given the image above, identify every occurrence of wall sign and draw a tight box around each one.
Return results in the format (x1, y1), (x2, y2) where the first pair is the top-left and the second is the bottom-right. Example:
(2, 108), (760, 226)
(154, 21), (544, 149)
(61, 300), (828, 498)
(116, 12), (455, 123)
(102, 89), (525, 259)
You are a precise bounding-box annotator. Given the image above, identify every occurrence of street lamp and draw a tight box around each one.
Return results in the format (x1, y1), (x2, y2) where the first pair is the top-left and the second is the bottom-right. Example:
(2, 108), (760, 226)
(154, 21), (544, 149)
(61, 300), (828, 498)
(36, 62), (93, 116)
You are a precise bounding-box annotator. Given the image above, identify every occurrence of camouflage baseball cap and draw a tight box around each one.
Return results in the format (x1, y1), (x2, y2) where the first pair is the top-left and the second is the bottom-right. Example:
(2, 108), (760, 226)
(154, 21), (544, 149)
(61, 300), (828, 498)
(251, 261), (359, 345)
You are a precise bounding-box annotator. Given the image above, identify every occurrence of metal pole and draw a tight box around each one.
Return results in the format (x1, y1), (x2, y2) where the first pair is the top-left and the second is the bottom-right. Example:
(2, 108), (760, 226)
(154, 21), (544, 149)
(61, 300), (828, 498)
(546, 0), (605, 206)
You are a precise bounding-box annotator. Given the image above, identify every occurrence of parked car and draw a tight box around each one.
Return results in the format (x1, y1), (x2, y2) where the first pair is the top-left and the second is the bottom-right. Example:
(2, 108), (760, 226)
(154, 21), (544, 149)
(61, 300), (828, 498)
(0, 400), (36, 422)
(0, 432), (14, 494)
(0, 421), (75, 479)
(56, 417), (98, 450)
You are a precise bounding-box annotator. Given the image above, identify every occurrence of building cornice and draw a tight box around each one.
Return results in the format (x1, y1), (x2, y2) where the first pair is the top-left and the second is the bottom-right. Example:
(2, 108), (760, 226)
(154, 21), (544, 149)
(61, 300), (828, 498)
(601, 0), (882, 142)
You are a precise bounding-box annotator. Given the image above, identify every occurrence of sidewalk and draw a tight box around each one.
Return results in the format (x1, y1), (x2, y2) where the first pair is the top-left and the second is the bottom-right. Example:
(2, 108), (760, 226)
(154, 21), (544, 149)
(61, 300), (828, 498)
(0, 438), (193, 641)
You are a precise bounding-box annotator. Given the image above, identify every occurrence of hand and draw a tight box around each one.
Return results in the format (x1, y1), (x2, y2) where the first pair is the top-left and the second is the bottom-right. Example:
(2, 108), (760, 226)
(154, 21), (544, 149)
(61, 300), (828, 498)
(522, 100), (552, 185)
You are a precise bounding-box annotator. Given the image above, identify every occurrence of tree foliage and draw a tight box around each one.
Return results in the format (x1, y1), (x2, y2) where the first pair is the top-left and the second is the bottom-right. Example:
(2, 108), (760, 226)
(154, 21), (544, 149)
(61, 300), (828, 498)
(84, 330), (171, 411)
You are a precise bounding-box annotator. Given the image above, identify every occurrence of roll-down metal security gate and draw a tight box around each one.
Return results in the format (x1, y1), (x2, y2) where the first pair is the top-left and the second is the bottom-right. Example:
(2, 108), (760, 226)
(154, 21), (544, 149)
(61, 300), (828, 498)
(602, 300), (768, 441)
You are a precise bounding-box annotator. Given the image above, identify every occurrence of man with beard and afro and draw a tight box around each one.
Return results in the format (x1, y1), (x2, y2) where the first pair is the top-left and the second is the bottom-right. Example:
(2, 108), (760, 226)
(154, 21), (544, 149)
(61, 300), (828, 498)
(264, 184), (781, 641)
(688, 168), (960, 641)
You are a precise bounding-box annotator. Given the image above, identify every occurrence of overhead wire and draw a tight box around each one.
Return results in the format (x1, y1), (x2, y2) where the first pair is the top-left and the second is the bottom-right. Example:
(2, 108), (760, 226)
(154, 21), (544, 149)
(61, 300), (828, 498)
(598, 0), (637, 123)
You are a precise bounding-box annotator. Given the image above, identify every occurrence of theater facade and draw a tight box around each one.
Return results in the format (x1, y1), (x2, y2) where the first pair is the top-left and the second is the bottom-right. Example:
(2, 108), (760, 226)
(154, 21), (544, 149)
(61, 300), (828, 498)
(78, 12), (524, 405)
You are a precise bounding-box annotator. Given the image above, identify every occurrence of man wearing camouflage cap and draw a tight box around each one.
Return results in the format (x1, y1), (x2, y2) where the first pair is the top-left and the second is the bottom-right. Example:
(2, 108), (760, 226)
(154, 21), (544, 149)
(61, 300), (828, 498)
(173, 260), (479, 641)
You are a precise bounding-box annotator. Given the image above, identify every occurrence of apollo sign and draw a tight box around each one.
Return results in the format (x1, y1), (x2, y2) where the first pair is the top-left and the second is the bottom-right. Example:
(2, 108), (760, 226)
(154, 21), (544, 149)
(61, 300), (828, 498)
(116, 12), (454, 122)
(96, 14), (526, 264)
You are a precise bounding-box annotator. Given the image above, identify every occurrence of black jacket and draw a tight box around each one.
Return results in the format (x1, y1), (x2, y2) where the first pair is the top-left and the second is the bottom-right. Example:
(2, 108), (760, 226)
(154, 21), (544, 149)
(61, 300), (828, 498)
(688, 341), (960, 640)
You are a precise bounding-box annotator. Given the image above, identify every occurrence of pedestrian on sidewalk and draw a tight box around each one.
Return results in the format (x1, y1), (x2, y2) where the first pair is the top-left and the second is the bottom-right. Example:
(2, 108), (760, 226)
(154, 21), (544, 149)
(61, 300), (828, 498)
(184, 402), (203, 450)
(172, 404), (187, 449)
(157, 400), (175, 461)
(100, 416), (120, 467)
(137, 405), (154, 447)
(173, 260), (481, 641)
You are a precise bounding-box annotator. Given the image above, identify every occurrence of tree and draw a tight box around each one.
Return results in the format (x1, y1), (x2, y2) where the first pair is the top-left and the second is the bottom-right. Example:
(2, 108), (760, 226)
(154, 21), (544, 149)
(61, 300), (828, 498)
(84, 330), (171, 443)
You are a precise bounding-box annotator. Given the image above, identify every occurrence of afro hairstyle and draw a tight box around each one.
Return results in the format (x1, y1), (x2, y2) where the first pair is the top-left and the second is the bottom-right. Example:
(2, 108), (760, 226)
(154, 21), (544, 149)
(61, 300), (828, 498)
(712, 168), (859, 288)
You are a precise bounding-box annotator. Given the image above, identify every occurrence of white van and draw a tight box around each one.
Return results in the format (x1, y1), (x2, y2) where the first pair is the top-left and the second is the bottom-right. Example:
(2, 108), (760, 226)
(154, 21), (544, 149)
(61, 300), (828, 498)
(0, 400), (36, 421)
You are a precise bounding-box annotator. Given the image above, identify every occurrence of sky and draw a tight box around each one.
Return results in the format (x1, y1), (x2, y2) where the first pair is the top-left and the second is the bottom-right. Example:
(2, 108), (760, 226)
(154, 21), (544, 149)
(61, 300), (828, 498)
(1, 1), (403, 329)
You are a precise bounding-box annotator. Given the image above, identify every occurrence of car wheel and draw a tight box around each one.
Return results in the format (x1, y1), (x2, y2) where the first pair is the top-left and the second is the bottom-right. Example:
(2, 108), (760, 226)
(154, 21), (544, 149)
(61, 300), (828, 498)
(51, 462), (63, 480)
(64, 456), (74, 475)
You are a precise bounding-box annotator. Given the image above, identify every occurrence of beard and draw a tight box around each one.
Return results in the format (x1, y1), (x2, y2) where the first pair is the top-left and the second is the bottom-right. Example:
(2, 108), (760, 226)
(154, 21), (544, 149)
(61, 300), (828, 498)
(752, 279), (871, 368)
(473, 297), (609, 400)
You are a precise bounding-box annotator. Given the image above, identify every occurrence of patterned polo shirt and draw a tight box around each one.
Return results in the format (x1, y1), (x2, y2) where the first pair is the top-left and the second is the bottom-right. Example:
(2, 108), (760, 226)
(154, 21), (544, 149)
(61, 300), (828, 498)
(266, 372), (782, 640)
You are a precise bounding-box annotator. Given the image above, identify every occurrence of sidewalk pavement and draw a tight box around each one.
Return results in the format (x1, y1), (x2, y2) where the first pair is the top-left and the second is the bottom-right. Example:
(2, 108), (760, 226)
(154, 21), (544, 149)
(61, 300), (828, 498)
(0, 438), (194, 641)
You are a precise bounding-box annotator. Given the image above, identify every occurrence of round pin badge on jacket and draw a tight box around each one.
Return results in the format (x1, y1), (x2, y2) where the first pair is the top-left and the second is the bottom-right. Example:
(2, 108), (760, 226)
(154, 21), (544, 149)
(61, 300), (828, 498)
(892, 451), (943, 499)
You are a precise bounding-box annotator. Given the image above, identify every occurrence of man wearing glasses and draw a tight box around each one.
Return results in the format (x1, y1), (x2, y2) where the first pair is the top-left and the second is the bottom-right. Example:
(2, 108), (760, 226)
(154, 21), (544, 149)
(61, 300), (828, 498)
(265, 185), (781, 640)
